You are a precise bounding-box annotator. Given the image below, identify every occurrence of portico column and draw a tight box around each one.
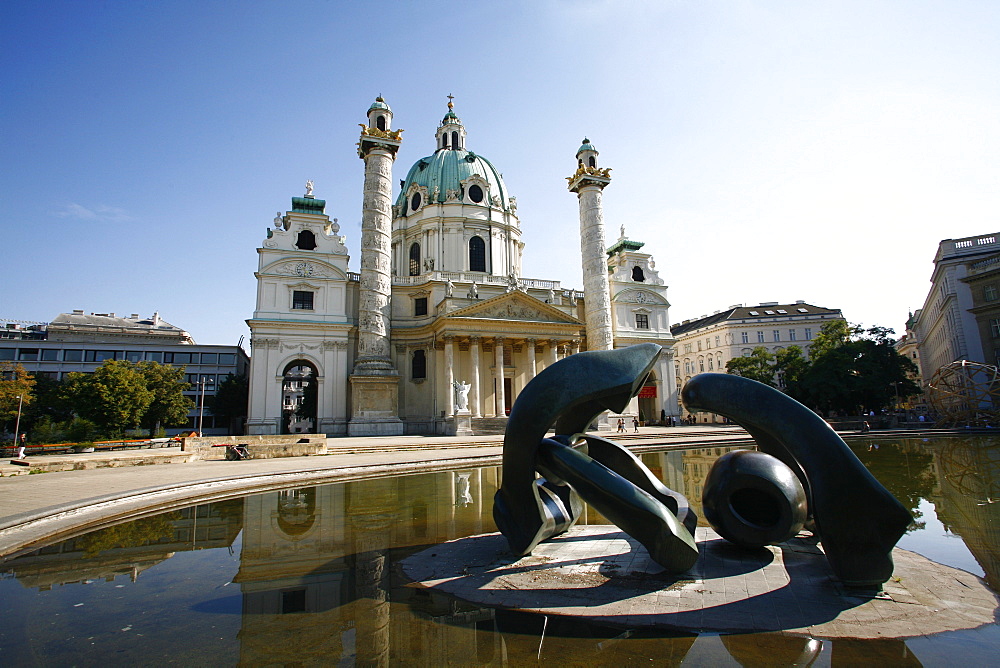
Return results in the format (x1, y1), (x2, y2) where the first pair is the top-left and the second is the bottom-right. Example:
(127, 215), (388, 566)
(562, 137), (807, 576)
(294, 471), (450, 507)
(547, 339), (559, 367)
(526, 338), (537, 380)
(494, 337), (505, 417)
(570, 339), (581, 356)
(469, 336), (481, 418)
(444, 336), (455, 417)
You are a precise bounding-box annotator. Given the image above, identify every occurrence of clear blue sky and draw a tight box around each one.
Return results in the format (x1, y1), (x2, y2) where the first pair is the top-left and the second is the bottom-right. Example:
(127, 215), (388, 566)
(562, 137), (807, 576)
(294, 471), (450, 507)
(3, 1), (998, 347)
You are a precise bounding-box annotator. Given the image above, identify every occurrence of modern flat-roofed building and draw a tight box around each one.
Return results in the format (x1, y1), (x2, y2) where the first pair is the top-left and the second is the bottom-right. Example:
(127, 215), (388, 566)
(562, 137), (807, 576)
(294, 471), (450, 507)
(0, 311), (249, 435)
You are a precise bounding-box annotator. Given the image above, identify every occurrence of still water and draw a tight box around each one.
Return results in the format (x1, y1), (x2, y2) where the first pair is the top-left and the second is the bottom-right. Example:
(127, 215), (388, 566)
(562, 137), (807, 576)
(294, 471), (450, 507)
(1, 436), (998, 666)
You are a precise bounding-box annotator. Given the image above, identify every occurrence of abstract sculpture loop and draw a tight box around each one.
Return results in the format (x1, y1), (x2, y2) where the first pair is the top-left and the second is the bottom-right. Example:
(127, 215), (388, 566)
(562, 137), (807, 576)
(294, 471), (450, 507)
(493, 343), (913, 587)
(493, 343), (700, 573)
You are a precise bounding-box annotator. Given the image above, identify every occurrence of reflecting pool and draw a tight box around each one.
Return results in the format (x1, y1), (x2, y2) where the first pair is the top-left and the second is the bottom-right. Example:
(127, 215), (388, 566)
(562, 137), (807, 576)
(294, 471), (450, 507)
(1, 435), (998, 665)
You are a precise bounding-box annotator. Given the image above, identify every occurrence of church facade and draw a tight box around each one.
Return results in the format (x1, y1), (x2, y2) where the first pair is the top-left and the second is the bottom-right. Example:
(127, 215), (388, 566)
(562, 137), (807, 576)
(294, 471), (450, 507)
(246, 99), (678, 436)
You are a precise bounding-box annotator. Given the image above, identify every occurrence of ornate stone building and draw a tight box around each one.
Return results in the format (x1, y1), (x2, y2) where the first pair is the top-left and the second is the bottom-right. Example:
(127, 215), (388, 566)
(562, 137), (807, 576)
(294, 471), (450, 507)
(246, 99), (678, 436)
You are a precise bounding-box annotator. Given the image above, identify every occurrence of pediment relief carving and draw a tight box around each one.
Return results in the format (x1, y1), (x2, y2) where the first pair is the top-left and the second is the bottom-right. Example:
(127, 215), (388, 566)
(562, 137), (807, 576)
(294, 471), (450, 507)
(615, 288), (667, 305)
(265, 260), (345, 280)
(448, 294), (581, 324)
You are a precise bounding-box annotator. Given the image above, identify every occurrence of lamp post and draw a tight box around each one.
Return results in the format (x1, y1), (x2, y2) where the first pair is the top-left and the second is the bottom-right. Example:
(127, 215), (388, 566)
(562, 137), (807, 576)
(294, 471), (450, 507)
(197, 378), (207, 437)
(13, 393), (23, 449)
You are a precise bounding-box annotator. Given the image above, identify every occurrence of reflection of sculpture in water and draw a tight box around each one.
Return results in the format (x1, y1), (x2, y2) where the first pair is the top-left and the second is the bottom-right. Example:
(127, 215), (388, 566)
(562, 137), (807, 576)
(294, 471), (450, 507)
(494, 343), (913, 586)
(453, 380), (471, 412)
(456, 472), (474, 507)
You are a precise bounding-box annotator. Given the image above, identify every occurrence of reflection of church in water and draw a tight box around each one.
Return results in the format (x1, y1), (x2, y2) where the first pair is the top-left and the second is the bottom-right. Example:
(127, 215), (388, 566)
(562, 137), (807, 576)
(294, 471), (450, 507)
(246, 98), (678, 436)
(10, 441), (998, 663)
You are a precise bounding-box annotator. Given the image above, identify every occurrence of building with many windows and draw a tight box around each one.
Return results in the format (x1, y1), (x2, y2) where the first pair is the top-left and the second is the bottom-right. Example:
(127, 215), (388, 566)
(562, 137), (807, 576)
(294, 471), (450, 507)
(669, 302), (845, 422)
(910, 233), (1000, 384)
(1, 311), (249, 435)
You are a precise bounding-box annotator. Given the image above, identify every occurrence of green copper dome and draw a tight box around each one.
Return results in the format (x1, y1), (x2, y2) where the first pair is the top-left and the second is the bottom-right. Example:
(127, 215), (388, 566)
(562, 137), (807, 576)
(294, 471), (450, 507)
(395, 148), (512, 210)
(577, 137), (597, 155)
(369, 96), (390, 112)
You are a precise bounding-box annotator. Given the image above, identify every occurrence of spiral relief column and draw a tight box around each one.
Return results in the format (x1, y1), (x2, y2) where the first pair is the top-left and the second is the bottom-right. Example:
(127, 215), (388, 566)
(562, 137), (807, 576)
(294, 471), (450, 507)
(567, 138), (614, 352)
(350, 97), (405, 436)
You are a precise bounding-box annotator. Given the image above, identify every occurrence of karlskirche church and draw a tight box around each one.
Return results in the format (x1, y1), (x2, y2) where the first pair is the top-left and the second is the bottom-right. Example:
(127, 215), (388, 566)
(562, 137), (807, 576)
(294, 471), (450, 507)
(246, 98), (678, 436)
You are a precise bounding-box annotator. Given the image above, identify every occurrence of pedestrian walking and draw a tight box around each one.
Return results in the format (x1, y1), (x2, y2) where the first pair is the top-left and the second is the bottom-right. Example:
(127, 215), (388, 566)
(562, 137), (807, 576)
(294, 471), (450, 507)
(617, 418), (625, 433)
(632, 417), (639, 433)
(15, 433), (26, 459)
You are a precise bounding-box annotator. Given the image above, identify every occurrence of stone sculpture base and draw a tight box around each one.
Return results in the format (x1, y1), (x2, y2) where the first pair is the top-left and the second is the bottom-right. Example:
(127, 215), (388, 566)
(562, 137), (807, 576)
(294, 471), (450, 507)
(348, 372), (403, 436)
(400, 525), (999, 639)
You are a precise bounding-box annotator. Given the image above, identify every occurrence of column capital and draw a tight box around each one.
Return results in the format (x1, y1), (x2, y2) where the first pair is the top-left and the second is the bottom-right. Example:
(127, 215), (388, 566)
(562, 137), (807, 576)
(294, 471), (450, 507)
(469, 335), (481, 345)
(358, 126), (403, 160)
(567, 165), (612, 193)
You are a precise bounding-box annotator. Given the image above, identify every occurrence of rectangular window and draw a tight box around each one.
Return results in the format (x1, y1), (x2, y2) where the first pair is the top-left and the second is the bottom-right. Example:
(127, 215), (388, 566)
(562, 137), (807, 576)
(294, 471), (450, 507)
(757, 331), (765, 343)
(986, 285), (998, 302)
(125, 351), (143, 362)
(715, 336), (720, 347)
(773, 330), (781, 342)
(146, 351), (163, 363)
(684, 343), (692, 353)
(18, 348), (39, 361)
(414, 297), (428, 316)
(741, 332), (749, 344)
(292, 290), (314, 310)
(34, 371), (58, 380)
(172, 352), (193, 365)
(218, 353), (236, 366)
(636, 313), (649, 329)
(40, 349), (60, 361)
(991, 318), (1000, 338)
(789, 330), (796, 341)
(201, 353), (218, 365)
(805, 328), (812, 340)
(0, 349), (14, 361)
(85, 350), (117, 362)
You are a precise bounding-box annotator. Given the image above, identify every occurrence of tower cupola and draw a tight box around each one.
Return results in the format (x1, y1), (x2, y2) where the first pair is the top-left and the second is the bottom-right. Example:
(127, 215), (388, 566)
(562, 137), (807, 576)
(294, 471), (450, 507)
(435, 95), (467, 151)
(367, 96), (392, 132)
(576, 138), (599, 169)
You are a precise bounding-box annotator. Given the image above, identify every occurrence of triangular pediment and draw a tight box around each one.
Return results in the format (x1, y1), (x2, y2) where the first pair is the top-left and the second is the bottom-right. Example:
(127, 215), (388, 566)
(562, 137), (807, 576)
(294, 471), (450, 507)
(446, 292), (582, 325)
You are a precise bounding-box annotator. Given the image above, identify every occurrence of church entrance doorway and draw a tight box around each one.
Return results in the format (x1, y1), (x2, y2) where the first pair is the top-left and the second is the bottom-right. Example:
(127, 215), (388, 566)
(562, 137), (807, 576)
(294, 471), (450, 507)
(504, 378), (513, 416)
(282, 361), (317, 434)
(637, 373), (657, 424)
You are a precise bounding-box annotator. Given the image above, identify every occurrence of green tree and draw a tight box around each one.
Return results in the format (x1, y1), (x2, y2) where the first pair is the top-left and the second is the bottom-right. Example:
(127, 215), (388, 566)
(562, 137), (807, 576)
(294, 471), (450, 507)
(726, 347), (777, 385)
(775, 345), (809, 399)
(64, 360), (154, 436)
(0, 362), (35, 436)
(808, 320), (859, 360)
(212, 373), (248, 434)
(799, 324), (920, 414)
(137, 361), (193, 437)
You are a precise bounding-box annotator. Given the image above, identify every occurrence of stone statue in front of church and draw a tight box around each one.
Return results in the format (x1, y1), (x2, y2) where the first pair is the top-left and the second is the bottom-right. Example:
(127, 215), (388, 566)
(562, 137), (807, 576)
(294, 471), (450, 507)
(445, 278), (454, 297)
(305, 180), (314, 196)
(468, 281), (479, 299)
(454, 380), (471, 413)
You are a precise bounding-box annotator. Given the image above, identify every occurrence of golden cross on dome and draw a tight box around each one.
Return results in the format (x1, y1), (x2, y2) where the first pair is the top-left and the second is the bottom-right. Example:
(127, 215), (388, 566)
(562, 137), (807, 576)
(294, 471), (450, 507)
(447, 93), (454, 110)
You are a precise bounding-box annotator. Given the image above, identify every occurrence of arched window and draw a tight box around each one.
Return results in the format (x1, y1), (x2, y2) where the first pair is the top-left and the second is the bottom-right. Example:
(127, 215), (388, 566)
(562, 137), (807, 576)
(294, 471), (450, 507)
(410, 192), (421, 212)
(468, 184), (484, 203)
(469, 236), (486, 272)
(409, 243), (421, 276)
(376, 115), (386, 131)
(411, 349), (426, 379)
(296, 230), (316, 250)
(588, 156), (596, 167)
(441, 133), (448, 149)
(632, 266), (645, 282)
(451, 131), (459, 149)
